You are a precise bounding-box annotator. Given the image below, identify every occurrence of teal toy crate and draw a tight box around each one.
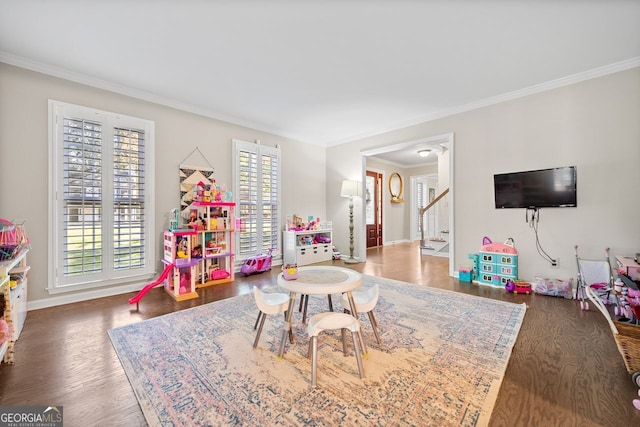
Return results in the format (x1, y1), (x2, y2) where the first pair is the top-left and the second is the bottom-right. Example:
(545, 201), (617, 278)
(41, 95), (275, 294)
(459, 268), (473, 282)
(477, 251), (518, 287)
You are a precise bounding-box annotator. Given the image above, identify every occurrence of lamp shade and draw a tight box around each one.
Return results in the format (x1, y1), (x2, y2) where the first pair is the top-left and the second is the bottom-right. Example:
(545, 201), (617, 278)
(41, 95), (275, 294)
(340, 180), (359, 198)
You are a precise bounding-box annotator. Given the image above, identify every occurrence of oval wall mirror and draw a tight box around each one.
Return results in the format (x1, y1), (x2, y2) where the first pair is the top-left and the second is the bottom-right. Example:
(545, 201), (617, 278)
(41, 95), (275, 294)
(389, 172), (404, 203)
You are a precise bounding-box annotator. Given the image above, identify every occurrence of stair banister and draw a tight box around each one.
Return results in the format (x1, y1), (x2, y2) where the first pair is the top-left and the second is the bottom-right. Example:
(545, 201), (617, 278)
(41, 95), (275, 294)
(419, 188), (449, 248)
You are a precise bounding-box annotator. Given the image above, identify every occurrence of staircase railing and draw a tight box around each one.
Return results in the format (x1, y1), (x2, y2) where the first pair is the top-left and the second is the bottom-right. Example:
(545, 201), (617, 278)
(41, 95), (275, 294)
(419, 187), (449, 248)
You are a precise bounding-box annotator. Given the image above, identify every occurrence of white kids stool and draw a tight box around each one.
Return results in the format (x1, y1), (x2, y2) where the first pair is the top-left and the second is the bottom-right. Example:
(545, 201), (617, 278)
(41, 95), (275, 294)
(341, 284), (382, 344)
(307, 312), (365, 388)
(253, 286), (292, 349)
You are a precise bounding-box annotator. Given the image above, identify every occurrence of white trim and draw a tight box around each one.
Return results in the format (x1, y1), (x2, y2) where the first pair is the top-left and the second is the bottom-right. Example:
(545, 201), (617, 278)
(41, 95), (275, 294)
(232, 139), (282, 260)
(48, 100), (155, 292)
(328, 58), (640, 146)
(447, 134), (455, 278)
(361, 134), (451, 157)
(383, 239), (411, 246)
(361, 132), (456, 278)
(28, 282), (144, 311)
(364, 167), (386, 251)
(3, 50), (638, 148)
(0, 51), (322, 147)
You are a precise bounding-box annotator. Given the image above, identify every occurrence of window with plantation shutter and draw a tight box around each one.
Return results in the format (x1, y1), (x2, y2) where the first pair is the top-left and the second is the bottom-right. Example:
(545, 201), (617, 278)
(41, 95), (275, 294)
(49, 101), (155, 292)
(233, 140), (281, 260)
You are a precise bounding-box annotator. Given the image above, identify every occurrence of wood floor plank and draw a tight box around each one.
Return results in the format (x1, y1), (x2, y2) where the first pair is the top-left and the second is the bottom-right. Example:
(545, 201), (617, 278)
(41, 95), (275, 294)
(1, 242), (639, 426)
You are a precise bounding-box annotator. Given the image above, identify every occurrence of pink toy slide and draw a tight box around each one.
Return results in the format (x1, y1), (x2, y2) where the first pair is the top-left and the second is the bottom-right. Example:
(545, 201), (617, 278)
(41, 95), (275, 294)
(128, 263), (175, 309)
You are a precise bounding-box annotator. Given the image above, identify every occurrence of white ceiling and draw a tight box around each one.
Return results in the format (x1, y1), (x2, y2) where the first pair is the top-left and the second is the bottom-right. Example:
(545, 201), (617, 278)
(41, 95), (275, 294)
(1, 1), (639, 164)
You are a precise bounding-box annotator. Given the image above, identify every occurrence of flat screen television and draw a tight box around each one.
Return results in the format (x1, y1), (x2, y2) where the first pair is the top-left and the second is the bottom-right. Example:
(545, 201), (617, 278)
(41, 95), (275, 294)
(494, 166), (577, 209)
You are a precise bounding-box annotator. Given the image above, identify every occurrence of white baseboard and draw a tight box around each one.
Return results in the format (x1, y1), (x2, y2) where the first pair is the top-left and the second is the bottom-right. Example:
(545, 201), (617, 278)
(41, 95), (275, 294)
(382, 239), (411, 246)
(29, 259), (287, 311)
(28, 282), (143, 311)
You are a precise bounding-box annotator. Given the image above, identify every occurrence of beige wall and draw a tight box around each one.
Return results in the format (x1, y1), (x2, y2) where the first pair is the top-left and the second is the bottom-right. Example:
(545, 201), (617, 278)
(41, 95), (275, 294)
(0, 63), (326, 307)
(327, 67), (640, 282)
(2, 61), (638, 307)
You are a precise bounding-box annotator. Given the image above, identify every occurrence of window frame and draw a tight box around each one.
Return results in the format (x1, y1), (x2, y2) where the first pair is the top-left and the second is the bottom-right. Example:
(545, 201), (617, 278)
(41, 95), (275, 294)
(48, 100), (155, 293)
(232, 139), (281, 261)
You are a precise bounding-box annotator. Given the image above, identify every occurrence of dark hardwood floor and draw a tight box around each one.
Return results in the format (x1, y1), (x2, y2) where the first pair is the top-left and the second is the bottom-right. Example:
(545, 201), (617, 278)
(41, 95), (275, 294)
(1, 242), (639, 426)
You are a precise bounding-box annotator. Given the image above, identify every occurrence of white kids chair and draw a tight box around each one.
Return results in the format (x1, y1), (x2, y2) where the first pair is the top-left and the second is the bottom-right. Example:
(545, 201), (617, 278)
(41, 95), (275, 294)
(299, 294), (334, 324)
(253, 286), (292, 348)
(307, 312), (365, 388)
(341, 284), (381, 344)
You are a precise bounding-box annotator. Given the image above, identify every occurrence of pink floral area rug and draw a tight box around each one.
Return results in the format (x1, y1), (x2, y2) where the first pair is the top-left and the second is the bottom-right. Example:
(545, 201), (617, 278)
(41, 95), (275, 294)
(108, 275), (526, 426)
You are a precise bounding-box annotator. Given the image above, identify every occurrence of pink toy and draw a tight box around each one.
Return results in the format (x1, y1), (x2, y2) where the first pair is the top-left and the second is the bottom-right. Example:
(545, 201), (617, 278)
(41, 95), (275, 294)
(209, 268), (230, 280)
(0, 319), (10, 344)
(505, 279), (532, 294)
(241, 248), (273, 276)
(481, 236), (518, 254)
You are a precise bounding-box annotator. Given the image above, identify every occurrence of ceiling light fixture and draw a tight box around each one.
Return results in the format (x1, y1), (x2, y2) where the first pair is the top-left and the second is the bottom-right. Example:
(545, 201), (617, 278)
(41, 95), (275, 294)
(418, 149), (431, 157)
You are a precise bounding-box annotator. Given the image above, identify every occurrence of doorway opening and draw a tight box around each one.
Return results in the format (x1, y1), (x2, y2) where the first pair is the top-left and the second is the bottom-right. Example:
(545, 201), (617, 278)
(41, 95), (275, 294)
(359, 132), (455, 277)
(365, 170), (383, 248)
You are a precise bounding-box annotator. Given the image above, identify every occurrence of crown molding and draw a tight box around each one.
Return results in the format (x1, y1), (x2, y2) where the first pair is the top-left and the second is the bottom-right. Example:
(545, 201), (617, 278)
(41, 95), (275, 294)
(327, 57), (640, 147)
(0, 51), (321, 146)
(2, 51), (638, 148)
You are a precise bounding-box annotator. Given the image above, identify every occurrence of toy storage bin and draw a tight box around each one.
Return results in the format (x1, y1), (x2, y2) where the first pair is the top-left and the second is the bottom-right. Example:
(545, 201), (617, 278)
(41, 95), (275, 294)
(459, 269), (472, 283)
(0, 219), (28, 261)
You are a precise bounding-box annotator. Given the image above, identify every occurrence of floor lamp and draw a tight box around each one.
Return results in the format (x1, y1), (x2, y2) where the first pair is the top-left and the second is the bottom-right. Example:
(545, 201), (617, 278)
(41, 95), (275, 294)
(340, 180), (359, 264)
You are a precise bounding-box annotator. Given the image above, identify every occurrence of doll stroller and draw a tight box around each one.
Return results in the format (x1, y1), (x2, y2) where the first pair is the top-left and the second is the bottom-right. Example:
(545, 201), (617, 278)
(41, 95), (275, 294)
(574, 246), (621, 313)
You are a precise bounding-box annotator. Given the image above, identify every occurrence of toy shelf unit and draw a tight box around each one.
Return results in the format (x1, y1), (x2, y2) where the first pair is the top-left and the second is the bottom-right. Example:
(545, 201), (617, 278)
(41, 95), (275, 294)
(162, 229), (199, 301)
(283, 229), (333, 266)
(477, 251), (518, 287)
(190, 201), (235, 287)
(0, 247), (29, 364)
(163, 202), (236, 300)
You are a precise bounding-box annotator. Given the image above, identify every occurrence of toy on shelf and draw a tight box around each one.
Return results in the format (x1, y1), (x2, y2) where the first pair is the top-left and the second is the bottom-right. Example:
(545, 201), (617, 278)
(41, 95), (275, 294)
(0, 219), (29, 261)
(209, 267), (230, 280)
(241, 248), (273, 276)
(169, 208), (179, 231)
(192, 179), (232, 204)
(315, 235), (331, 244)
(287, 214), (330, 232)
(177, 237), (190, 258)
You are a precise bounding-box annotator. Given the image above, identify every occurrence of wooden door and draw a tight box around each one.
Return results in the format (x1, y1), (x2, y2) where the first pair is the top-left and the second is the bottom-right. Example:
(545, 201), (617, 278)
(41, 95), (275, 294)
(366, 170), (383, 248)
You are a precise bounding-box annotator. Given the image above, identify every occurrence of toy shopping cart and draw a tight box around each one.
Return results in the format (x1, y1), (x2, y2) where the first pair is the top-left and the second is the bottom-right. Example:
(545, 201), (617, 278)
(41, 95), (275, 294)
(574, 246), (619, 312)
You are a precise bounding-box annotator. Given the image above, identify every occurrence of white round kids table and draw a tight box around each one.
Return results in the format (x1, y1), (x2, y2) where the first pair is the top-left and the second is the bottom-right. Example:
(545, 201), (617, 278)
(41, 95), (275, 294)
(276, 266), (365, 358)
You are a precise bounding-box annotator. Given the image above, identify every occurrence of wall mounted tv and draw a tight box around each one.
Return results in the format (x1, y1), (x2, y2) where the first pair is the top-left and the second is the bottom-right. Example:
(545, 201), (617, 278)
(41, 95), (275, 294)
(494, 166), (577, 209)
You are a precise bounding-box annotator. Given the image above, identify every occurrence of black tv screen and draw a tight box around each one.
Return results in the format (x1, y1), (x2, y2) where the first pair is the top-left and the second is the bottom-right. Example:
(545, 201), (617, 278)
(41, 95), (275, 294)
(494, 166), (577, 209)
